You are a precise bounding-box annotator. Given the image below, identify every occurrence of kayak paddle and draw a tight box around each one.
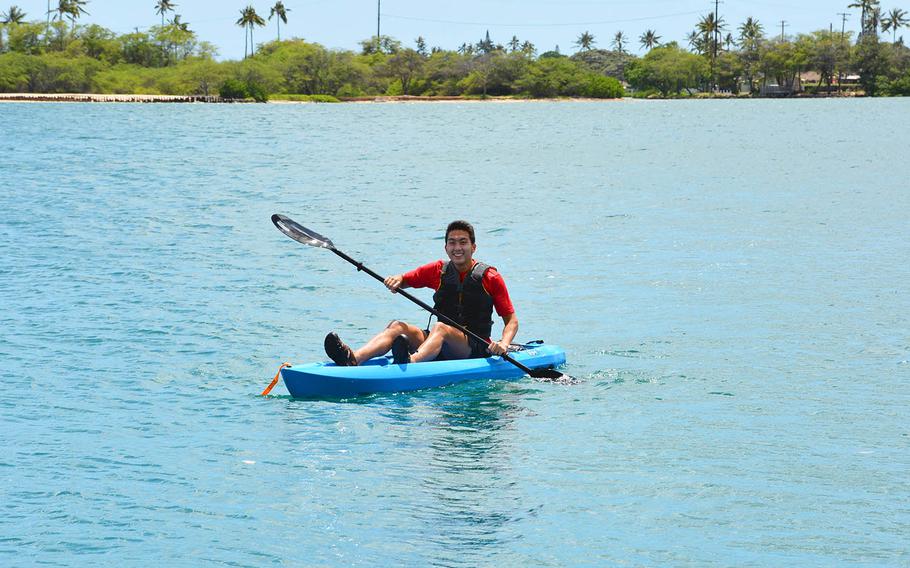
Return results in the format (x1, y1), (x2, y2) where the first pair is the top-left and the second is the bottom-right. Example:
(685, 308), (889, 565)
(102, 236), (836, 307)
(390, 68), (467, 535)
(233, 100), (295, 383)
(271, 214), (571, 382)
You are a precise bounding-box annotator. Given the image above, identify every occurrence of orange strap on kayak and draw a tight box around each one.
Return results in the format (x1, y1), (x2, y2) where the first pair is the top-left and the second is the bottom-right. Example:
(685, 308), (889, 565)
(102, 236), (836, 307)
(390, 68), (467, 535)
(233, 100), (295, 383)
(261, 362), (292, 396)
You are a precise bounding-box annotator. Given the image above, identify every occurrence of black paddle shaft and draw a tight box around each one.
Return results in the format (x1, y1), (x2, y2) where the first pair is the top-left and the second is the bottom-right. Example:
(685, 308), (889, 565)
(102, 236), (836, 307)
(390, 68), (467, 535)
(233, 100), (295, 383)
(328, 247), (547, 377)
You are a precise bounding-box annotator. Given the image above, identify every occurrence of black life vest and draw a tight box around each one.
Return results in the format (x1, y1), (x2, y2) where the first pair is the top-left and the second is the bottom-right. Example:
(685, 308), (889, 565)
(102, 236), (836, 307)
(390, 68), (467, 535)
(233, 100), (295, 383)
(432, 261), (494, 338)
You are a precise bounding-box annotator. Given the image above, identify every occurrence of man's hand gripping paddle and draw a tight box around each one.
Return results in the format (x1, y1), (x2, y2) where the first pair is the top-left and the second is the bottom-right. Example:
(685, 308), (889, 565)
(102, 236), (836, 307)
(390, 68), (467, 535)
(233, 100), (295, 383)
(271, 214), (571, 382)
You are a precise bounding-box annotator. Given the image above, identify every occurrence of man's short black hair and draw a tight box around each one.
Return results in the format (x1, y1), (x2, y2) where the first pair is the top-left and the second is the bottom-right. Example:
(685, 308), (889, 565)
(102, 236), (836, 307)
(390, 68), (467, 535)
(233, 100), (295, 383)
(446, 220), (476, 244)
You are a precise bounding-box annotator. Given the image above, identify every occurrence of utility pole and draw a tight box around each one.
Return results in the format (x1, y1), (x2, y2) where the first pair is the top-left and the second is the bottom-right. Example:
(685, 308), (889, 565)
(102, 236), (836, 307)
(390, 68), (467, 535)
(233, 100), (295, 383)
(836, 13), (850, 96)
(376, 0), (381, 45)
(838, 12), (850, 40)
(780, 20), (788, 41)
(713, 0), (720, 92)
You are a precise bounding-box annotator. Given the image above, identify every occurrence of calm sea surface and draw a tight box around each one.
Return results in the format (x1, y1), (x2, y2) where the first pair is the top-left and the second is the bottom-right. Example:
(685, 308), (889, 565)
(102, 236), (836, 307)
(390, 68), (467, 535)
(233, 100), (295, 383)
(1, 99), (908, 566)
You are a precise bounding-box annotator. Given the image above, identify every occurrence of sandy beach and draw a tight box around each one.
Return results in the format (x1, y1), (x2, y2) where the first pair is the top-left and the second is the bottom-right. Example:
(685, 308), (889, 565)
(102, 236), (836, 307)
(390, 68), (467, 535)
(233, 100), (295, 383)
(0, 93), (625, 104)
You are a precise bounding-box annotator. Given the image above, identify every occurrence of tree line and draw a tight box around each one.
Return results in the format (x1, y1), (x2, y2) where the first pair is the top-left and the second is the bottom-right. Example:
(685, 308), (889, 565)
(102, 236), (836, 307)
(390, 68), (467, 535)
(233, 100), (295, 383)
(1, 1), (908, 99)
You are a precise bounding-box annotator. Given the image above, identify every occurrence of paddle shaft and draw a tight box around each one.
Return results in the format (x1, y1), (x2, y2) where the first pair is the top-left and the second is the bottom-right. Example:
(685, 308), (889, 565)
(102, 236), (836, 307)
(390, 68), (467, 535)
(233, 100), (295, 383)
(328, 247), (539, 376)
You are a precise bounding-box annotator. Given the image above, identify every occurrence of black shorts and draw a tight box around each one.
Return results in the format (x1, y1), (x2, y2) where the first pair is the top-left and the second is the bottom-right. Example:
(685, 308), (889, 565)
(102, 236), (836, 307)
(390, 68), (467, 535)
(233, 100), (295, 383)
(423, 329), (490, 359)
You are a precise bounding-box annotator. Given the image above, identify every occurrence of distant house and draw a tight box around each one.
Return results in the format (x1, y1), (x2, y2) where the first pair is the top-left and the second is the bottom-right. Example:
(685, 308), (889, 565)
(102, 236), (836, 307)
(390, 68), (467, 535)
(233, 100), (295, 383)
(759, 75), (803, 96)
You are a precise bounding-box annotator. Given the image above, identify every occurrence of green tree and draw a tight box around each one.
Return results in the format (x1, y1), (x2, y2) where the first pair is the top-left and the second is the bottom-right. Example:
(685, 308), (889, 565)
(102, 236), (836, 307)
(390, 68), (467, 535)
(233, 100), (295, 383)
(697, 12), (726, 89)
(154, 0), (176, 27)
(715, 50), (743, 91)
(575, 31), (595, 52)
(414, 35), (427, 55)
(268, 1), (289, 42)
(848, 0), (881, 37)
(639, 29), (661, 51)
(797, 30), (848, 93)
(758, 39), (807, 93)
(853, 33), (889, 94)
(476, 30), (494, 54)
(236, 5), (265, 58)
(2, 5), (25, 24)
(360, 34), (400, 55)
(571, 48), (636, 81)
(625, 42), (708, 95)
(881, 8), (908, 43)
(611, 31), (627, 53)
(1, 5), (27, 52)
(514, 57), (588, 97)
(5, 20), (43, 54)
(156, 15), (195, 62)
(60, 0), (88, 33)
(507, 35), (520, 52)
(738, 17), (765, 93)
(79, 23), (120, 63)
(687, 30), (706, 54)
(385, 47), (423, 94)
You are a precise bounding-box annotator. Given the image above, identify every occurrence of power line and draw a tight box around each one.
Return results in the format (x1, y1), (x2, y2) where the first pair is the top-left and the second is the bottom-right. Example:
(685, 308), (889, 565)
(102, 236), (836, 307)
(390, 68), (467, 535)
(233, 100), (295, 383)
(380, 9), (705, 29)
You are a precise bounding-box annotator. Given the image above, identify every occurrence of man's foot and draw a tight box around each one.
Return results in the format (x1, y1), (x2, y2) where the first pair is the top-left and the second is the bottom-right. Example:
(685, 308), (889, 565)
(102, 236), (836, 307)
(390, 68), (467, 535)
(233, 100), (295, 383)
(324, 332), (357, 366)
(391, 334), (411, 364)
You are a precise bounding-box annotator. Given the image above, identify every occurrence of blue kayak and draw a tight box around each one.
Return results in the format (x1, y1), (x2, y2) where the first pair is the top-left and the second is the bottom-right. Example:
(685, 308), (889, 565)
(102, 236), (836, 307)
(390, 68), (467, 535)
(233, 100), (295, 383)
(281, 343), (567, 398)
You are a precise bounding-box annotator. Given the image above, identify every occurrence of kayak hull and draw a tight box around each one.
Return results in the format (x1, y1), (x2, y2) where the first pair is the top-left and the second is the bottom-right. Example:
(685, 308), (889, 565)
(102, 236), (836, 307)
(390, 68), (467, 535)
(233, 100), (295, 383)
(281, 344), (566, 398)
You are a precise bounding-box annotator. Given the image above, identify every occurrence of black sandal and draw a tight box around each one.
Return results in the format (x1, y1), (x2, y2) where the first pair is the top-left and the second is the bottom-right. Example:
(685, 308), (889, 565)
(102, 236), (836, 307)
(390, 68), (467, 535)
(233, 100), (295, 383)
(324, 332), (357, 366)
(391, 334), (411, 365)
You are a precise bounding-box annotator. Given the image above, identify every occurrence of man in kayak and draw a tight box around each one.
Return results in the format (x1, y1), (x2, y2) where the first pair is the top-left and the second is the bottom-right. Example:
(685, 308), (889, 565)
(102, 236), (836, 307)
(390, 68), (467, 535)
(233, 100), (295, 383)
(324, 220), (518, 365)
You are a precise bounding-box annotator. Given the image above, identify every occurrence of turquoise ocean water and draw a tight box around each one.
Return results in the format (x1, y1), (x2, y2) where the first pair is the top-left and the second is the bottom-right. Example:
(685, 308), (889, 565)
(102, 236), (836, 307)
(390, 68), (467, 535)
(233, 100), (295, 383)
(1, 99), (908, 566)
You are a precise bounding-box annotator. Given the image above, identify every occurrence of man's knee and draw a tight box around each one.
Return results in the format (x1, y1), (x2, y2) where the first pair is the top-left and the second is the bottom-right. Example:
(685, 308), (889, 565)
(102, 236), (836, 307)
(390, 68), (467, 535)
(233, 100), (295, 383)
(386, 320), (408, 333)
(429, 321), (458, 337)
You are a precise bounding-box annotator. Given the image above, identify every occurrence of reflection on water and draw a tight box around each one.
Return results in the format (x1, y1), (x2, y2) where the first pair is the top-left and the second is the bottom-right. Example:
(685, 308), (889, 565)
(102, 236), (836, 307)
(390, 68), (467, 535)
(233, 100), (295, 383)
(415, 385), (525, 562)
(276, 382), (531, 565)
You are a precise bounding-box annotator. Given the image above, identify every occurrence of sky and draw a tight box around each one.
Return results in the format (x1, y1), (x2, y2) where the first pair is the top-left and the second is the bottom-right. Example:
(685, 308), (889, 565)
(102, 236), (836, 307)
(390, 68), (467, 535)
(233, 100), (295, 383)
(12, 0), (904, 60)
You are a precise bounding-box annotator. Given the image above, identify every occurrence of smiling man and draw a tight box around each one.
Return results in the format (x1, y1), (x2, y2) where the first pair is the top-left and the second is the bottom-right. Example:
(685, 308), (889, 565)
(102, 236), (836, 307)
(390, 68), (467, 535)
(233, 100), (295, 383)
(324, 220), (518, 365)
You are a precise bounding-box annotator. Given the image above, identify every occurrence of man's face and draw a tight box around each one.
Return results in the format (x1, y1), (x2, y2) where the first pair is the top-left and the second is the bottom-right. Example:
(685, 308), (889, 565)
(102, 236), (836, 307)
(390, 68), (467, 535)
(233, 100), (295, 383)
(445, 230), (476, 269)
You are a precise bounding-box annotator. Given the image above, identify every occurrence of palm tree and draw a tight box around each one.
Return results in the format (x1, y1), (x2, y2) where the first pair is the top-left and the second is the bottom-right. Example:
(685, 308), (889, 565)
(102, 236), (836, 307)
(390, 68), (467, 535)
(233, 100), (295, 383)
(171, 13), (188, 31)
(738, 17), (764, 44)
(2, 5), (26, 23)
(686, 30), (706, 54)
(268, 1), (289, 41)
(154, 0), (176, 27)
(639, 29), (660, 51)
(724, 32), (736, 50)
(508, 35), (520, 52)
(476, 30), (494, 54)
(697, 12), (726, 50)
(1, 4), (26, 51)
(738, 17), (764, 94)
(848, 0), (881, 37)
(881, 7), (909, 42)
(611, 30), (627, 53)
(50, 0), (88, 36)
(236, 5), (265, 58)
(520, 40), (535, 56)
(697, 12), (725, 90)
(575, 30), (595, 51)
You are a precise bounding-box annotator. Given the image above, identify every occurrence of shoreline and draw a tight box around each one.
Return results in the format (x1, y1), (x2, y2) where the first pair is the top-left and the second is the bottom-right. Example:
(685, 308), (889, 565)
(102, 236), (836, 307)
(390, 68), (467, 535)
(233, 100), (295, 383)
(0, 92), (626, 104)
(0, 93), (220, 103)
(0, 92), (865, 104)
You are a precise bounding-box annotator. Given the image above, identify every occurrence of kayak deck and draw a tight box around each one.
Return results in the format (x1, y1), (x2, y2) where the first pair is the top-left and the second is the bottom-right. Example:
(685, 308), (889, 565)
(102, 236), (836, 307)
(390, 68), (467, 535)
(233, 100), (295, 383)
(281, 343), (566, 398)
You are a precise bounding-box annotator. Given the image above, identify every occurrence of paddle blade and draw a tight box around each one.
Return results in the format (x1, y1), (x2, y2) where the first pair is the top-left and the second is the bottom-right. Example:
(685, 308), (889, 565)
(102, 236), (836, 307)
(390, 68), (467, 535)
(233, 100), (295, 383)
(272, 214), (334, 249)
(530, 367), (577, 384)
